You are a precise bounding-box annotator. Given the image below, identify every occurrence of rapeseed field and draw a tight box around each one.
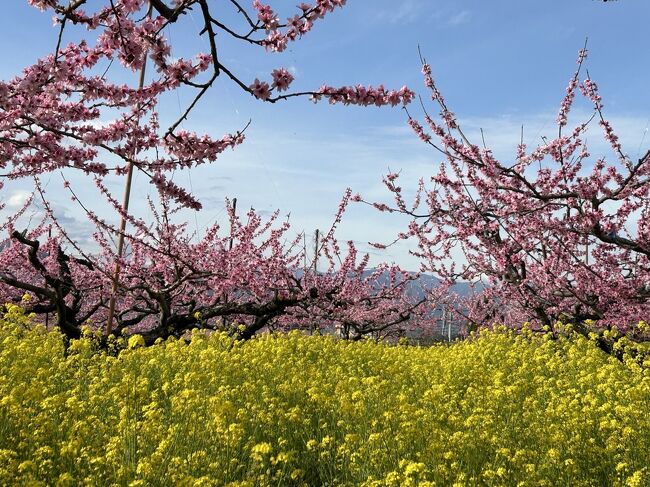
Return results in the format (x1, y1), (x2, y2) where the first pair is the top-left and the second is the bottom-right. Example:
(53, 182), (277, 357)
(1, 304), (649, 486)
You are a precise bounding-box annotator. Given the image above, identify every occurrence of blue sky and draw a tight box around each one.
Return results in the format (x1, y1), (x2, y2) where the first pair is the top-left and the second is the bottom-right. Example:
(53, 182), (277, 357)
(1, 0), (649, 270)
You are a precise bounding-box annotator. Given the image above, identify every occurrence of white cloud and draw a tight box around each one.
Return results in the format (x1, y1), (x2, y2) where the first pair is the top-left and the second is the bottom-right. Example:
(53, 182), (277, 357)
(6, 190), (32, 208)
(452, 110), (650, 163)
(373, 2), (472, 27)
(448, 10), (471, 26)
(4, 108), (645, 272)
(374, 0), (431, 25)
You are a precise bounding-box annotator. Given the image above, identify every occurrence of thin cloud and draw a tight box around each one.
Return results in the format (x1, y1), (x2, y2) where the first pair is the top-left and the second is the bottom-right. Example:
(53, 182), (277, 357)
(448, 10), (471, 26)
(4, 110), (645, 270)
(456, 111), (650, 163)
(374, 2), (467, 27)
(6, 190), (33, 208)
(374, 1), (429, 25)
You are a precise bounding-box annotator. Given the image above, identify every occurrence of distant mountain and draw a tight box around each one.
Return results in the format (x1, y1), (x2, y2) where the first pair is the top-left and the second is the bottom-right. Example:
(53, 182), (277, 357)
(360, 268), (483, 299)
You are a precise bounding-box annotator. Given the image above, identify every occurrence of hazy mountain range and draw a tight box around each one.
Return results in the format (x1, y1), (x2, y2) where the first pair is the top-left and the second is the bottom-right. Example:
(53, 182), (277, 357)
(361, 269), (482, 299)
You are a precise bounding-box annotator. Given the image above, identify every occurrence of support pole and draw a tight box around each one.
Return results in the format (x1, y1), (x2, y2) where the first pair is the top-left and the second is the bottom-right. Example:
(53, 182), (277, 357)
(228, 198), (237, 251)
(222, 198), (237, 330)
(313, 229), (319, 274)
(106, 2), (152, 336)
(45, 226), (51, 329)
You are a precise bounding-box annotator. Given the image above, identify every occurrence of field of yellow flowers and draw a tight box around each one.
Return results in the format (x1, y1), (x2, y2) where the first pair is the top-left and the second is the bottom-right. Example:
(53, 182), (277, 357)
(1, 304), (649, 486)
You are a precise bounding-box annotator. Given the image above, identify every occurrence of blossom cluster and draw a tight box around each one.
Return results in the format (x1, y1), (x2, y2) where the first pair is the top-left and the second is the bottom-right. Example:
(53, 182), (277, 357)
(248, 70), (414, 108)
(253, 0), (347, 52)
(311, 84), (415, 107)
(249, 67), (296, 100)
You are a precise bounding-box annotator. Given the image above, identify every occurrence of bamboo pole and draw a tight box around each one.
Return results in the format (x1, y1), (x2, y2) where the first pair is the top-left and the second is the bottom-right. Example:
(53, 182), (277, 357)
(313, 229), (319, 274)
(228, 198), (237, 252)
(105, 3), (152, 336)
(45, 226), (51, 329)
(222, 198), (237, 330)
